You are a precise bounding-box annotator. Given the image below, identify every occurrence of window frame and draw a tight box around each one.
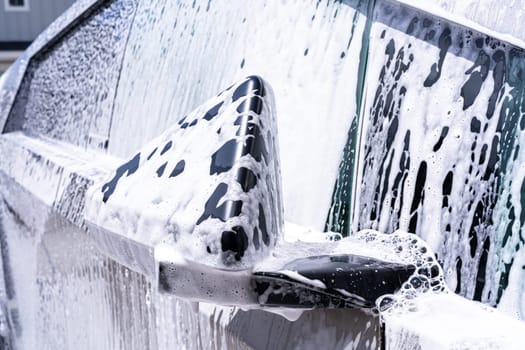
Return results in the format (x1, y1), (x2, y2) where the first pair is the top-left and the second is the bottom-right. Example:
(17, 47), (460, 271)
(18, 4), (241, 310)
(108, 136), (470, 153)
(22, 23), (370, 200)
(4, 0), (30, 12)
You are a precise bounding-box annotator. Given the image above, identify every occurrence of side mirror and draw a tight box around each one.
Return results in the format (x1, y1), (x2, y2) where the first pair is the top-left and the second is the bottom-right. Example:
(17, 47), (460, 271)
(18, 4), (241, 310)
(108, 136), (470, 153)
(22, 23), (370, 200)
(0, 76), (416, 312)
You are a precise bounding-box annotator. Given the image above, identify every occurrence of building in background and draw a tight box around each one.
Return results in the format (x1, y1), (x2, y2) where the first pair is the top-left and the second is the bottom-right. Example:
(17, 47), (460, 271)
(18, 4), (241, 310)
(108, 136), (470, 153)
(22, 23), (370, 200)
(0, 0), (75, 73)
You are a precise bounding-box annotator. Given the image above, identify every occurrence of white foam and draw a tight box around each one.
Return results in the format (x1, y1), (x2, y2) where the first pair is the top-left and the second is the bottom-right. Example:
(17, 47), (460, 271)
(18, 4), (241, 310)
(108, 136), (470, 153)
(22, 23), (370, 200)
(394, 0), (525, 48)
(86, 77), (281, 269)
(277, 270), (327, 289)
(384, 292), (525, 350)
(108, 0), (369, 230)
(353, 0), (525, 319)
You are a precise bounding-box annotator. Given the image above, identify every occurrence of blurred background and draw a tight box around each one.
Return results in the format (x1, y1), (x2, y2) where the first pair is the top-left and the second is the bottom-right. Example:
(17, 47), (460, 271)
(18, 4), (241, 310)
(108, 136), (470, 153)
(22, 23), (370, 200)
(0, 0), (75, 74)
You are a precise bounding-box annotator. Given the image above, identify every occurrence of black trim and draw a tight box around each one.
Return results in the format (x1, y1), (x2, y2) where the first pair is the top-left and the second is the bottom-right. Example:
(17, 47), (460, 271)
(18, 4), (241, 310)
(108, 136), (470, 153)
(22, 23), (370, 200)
(0, 41), (31, 51)
(254, 254), (415, 309)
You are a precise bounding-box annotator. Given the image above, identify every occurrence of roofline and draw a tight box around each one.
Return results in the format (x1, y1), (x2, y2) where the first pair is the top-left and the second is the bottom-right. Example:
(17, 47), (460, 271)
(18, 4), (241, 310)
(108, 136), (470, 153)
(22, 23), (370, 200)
(391, 0), (525, 49)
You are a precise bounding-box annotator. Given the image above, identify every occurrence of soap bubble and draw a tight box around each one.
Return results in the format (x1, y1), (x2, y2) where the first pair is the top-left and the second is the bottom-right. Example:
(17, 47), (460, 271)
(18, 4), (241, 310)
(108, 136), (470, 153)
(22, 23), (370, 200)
(351, 229), (448, 318)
